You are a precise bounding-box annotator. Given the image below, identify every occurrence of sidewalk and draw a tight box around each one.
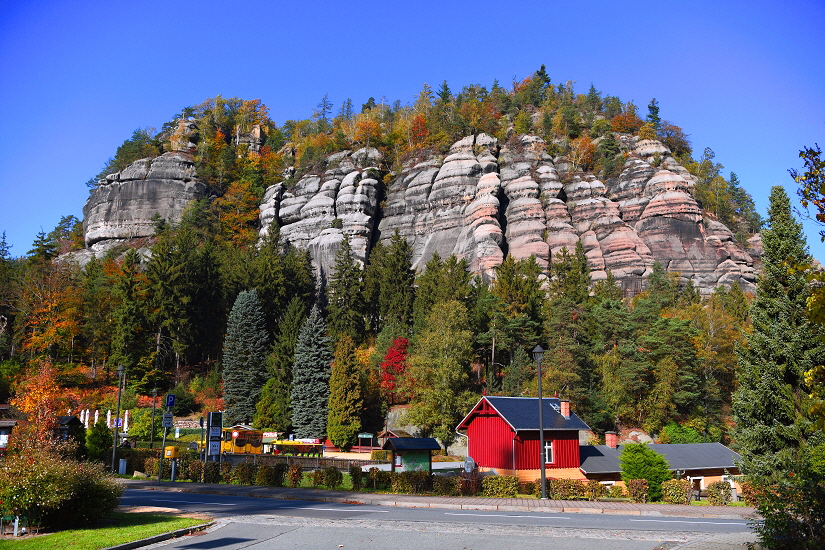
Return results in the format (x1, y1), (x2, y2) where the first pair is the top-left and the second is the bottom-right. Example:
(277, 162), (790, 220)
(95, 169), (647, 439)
(121, 479), (757, 520)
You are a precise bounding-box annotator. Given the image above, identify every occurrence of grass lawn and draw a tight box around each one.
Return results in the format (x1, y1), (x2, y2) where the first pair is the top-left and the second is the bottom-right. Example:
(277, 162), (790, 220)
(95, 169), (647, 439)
(0, 513), (207, 549)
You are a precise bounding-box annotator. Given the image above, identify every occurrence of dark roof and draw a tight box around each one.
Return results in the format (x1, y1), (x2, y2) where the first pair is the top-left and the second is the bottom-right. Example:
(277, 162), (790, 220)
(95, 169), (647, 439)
(457, 396), (591, 433)
(57, 416), (82, 426)
(579, 443), (741, 474)
(0, 420), (17, 428)
(382, 437), (442, 451)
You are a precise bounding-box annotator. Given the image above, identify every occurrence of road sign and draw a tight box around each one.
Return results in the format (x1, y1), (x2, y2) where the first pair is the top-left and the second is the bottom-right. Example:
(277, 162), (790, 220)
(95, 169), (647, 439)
(165, 394), (176, 408)
(115, 418), (123, 427)
(208, 441), (220, 456)
(162, 413), (174, 428)
(232, 430), (239, 439)
(209, 426), (221, 438)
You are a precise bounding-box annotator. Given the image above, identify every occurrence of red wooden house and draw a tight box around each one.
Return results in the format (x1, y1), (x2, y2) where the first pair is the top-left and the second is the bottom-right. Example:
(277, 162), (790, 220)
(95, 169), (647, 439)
(456, 396), (591, 481)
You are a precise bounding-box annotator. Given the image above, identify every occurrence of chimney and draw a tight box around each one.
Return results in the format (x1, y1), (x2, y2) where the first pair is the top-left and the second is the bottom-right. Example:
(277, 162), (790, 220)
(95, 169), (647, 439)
(605, 431), (617, 449)
(560, 400), (570, 419)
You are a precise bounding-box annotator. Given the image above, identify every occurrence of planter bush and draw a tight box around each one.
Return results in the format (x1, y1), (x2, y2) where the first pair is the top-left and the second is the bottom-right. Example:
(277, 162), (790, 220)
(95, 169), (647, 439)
(220, 462), (233, 483)
(626, 479), (649, 503)
(539, 479), (585, 499)
(203, 462), (221, 483)
(349, 464), (363, 491)
(323, 467), (343, 489)
(231, 462), (257, 485)
(707, 481), (731, 506)
(584, 479), (608, 501)
(661, 479), (691, 504)
(370, 450), (390, 461)
(368, 467), (391, 490)
(433, 475), (461, 496)
(310, 468), (325, 487)
(188, 459), (204, 482)
(287, 464), (304, 488)
(607, 484), (626, 498)
(482, 475), (520, 498)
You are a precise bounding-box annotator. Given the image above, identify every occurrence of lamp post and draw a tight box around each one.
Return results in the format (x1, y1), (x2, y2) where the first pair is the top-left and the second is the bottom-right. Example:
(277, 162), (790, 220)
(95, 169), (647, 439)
(150, 388), (158, 449)
(533, 345), (546, 500)
(111, 365), (125, 474)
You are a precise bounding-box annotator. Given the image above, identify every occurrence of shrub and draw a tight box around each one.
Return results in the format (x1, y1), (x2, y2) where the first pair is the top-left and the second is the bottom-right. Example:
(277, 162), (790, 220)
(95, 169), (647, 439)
(626, 479), (649, 503)
(203, 462), (221, 483)
(188, 459), (204, 482)
(231, 462), (257, 485)
(607, 484), (626, 498)
(142, 456), (171, 479)
(220, 461), (233, 483)
(310, 468), (325, 487)
(619, 443), (672, 501)
(287, 464), (303, 488)
(323, 467), (344, 489)
(390, 472), (412, 494)
(584, 479), (608, 501)
(368, 467), (391, 490)
(542, 479), (585, 500)
(706, 481), (731, 506)
(370, 450), (390, 461)
(85, 420), (113, 461)
(406, 471), (432, 494)
(271, 463), (288, 487)
(459, 471), (482, 496)
(349, 464), (363, 491)
(745, 470), (825, 547)
(520, 481), (536, 496)
(433, 475), (461, 496)
(661, 479), (691, 504)
(482, 475), (520, 498)
(0, 451), (122, 529)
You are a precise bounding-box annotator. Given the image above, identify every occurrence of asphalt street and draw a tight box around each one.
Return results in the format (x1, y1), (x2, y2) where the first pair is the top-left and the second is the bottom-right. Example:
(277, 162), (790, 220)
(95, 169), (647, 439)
(122, 489), (757, 550)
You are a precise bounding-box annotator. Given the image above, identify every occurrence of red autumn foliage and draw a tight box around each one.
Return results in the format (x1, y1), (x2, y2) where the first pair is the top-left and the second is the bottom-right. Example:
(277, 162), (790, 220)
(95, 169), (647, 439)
(379, 337), (408, 404)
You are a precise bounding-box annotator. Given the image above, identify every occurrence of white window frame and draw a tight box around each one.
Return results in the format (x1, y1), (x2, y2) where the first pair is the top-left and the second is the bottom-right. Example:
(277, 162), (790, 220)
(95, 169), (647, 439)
(545, 441), (553, 464)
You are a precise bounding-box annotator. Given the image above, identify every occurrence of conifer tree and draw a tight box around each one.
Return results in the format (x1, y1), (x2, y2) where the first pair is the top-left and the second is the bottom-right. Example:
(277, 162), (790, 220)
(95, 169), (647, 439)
(327, 335), (362, 449)
(110, 249), (152, 385)
(222, 289), (269, 425)
(732, 186), (825, 479)
(253, 296), (307, 431)
(326, 235), (365, 343)
(291, 305), (333, 439)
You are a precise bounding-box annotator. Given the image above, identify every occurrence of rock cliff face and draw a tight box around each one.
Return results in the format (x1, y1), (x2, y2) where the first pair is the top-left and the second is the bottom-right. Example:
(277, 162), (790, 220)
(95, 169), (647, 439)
(82, 151), (215, 248)
(81, 131), (757, 295)
(258, 134), (756, 294)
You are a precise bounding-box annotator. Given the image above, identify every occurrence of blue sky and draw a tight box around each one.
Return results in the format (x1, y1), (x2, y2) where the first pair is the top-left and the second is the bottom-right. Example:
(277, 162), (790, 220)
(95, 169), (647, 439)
(1, 0), (823, 260)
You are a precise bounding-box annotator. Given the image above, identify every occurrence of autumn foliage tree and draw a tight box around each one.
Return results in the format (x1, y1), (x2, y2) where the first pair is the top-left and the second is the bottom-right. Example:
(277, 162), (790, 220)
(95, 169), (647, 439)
(379, 337), (408, 404)
(10, 361), (65, 444)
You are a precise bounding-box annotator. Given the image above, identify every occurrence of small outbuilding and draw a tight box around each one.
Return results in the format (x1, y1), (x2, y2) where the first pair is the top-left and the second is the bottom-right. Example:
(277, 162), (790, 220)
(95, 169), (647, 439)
(382, 437), (442, 472)
(56, 415), (84, 442)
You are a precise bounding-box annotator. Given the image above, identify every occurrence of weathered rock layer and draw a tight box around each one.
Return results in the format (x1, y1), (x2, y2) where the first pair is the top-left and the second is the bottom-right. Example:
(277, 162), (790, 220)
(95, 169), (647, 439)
(82, 134), (757, 294)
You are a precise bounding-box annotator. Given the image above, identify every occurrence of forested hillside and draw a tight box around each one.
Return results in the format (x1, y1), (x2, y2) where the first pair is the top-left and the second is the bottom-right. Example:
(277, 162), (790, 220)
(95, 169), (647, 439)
(0, 66), (774, 445)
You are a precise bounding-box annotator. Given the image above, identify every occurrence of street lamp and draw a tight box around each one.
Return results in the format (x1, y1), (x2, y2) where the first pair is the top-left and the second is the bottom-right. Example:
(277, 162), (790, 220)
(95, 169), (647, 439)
(150, 388), (158, 449)
(111, 365), (126, 474)
(533, 345), (546, 500)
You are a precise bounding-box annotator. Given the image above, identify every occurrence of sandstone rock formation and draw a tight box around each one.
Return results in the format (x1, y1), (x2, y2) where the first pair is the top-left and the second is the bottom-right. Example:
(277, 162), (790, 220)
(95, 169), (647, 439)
(82, 152), (215, 248)
(80, 131), (757, 295)
(253, 133), (756, 294)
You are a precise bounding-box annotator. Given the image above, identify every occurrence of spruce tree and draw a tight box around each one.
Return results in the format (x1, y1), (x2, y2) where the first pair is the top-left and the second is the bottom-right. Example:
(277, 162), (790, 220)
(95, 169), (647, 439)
(732, 186), (825, 479)
(327, 335), (363, 449)
(326, 235), (366, 343)
(253, 296), (307, 431)
(222, 289), (269, 426)
(291, 305), (333, 439)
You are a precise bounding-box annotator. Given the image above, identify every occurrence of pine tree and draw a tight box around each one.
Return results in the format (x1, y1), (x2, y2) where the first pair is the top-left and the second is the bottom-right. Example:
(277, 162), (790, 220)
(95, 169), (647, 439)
(110, 249), (152, 385)
(732, 186), (825, 479)
(378, 231), (415, 329)
(327, 335), (363, 449)
(222, 289), (269, 425)
(291, 305), (333, 439)
(326, 235), (365, 343)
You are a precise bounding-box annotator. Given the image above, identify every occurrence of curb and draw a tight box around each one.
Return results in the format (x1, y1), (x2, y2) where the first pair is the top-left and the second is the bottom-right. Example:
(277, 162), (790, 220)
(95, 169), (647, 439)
(102, 521), (215, 550)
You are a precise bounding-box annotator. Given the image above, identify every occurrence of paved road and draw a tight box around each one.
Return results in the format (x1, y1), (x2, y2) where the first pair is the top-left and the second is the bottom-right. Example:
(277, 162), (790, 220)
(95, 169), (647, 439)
(123, 489), (757, 549)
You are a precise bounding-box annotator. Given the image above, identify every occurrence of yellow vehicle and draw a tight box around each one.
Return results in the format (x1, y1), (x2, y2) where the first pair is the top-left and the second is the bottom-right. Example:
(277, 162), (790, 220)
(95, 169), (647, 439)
(272, 439), (324, 457)
(221, 426), (263, 454)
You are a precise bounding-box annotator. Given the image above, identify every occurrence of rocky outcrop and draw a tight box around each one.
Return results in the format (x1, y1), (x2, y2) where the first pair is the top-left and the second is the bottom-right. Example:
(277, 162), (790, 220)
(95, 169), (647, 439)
(257, 148), (382, 283)
(82, 152), (215, 248)
(81, 131), (757, 295)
